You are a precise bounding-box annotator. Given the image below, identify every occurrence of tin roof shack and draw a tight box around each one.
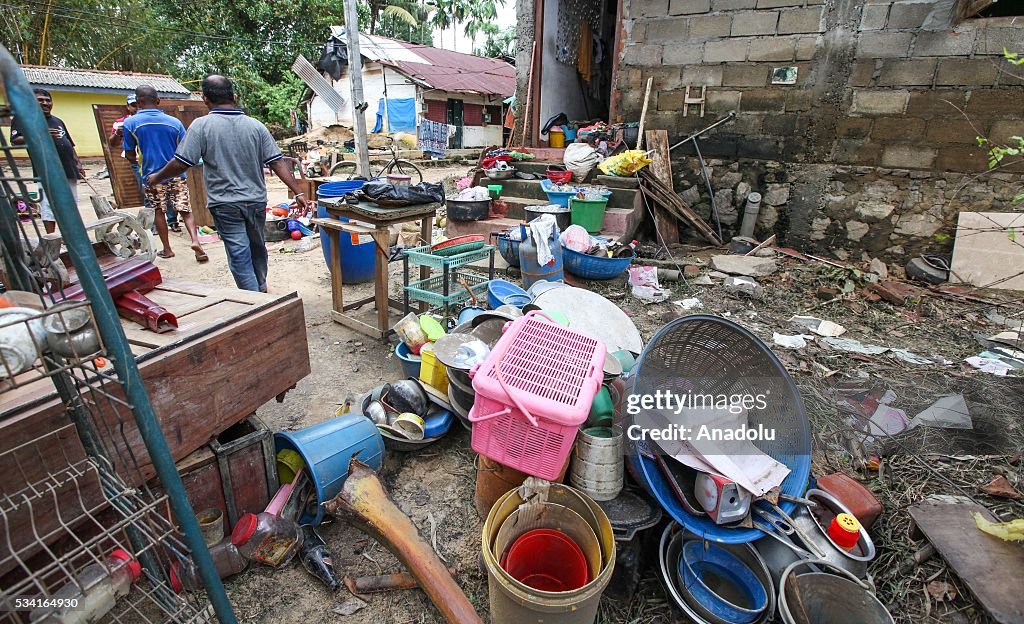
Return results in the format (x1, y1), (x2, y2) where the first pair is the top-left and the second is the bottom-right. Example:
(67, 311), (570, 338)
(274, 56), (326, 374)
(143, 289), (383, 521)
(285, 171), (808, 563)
(299, 30), (515, 149)
(515, 0), (1024, 263)
(4, 66), (191, 157)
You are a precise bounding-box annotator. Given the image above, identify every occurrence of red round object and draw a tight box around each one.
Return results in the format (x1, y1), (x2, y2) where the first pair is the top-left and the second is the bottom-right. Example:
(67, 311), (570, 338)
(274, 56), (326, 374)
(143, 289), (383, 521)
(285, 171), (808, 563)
(827, 513), (862, 551)
(431, 234), (485, 252)
(290, 230), (303, 240)
(503, 529), (589, 592)
(546, 170), (573, 184)
(231, 513), (259, 546)
(109, 548), (142, 582)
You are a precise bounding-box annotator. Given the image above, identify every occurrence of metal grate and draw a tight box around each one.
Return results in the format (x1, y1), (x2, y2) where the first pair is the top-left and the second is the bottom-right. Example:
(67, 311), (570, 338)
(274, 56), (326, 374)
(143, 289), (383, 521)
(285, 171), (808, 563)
(0, 51), (233, 624)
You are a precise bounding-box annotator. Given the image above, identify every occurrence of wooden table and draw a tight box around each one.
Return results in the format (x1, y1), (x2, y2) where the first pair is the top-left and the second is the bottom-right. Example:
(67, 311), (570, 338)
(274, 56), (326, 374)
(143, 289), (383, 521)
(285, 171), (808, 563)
(313, 198), (439, 339)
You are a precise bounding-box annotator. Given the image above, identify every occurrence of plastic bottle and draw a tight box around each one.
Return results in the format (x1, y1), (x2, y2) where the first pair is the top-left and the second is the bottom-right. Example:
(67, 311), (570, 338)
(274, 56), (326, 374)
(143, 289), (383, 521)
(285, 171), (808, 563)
(230, 512), (303, 568)
(519, 227), (564, 290)
(298, 525), (340, 591)
(30, 549), (141, 624)
(168, 540), (248, 593)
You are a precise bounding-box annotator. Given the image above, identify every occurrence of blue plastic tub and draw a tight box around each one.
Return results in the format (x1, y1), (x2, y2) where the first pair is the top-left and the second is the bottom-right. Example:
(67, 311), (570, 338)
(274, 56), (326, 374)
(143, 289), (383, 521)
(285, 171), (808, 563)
(274, 414), (385, 525)
(562, 246), (632, 280)
(317, 203), (376, 284)
(540, 179), (613, 207)
(423, 409), (455, 438)
(678, 541), (768, 623)
(317, 179), (366, 197)
(496, 235), (521, 267)
(486, 279), (531, 309)
(395, 341), (421, 378)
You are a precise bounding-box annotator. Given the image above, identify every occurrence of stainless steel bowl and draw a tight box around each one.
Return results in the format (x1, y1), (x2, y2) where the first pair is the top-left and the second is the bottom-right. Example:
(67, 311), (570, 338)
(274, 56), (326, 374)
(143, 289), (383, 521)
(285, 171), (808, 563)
(485, 168), (516, 181)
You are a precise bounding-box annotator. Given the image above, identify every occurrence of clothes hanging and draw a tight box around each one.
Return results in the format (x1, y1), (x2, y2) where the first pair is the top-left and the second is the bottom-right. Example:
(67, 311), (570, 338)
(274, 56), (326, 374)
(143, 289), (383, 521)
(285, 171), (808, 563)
(418, 119), (450, 157)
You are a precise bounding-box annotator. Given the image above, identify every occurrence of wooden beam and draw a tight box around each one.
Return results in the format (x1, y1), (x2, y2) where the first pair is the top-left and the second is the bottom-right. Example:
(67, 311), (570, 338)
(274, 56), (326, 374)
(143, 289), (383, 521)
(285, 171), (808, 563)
(645, 129), (681, 245)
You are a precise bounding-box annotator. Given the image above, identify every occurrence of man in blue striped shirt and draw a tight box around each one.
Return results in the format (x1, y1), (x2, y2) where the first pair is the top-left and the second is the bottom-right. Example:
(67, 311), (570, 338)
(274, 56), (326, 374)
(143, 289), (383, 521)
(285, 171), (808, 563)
(123, 86), (206, 261)
(147, 75), (308, 292)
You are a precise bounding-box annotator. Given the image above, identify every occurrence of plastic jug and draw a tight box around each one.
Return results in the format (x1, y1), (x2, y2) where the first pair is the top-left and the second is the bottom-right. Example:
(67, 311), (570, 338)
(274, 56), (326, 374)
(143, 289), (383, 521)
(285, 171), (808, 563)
(168, 540), (248, 592)
(519, 226), (564, 290)
(230, 512), (303, 568)
(30, 549), (141, 624)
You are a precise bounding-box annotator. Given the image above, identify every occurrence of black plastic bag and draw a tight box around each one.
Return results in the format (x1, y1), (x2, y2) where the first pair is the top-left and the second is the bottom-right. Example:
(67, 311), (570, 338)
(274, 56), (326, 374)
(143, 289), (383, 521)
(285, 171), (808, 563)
(359, 181), (444, 205)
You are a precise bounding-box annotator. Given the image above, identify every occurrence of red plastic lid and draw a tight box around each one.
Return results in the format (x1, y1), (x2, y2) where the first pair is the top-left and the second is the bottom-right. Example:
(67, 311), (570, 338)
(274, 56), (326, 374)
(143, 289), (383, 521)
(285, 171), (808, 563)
(109, 548), (142, 582)
(231, 513), (259, 546)
(827, 513), (862, 551)
(168, 563), (183, 593)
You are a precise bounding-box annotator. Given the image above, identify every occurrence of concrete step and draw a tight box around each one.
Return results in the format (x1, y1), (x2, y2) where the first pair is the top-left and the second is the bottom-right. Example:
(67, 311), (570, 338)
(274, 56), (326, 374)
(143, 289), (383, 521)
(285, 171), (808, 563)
(495, 179), (641, 209)
(447, 215), (627, 248)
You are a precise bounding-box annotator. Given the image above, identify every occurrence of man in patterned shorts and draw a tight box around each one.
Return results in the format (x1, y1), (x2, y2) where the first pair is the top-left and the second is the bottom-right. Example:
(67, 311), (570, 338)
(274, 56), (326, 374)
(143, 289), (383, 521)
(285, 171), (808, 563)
(123, 85), (207, 262)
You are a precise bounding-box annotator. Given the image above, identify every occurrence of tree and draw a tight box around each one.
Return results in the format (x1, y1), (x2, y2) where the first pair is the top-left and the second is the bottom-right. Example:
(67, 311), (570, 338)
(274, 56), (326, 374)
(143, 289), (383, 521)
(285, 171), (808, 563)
(475, 24), (516, 58)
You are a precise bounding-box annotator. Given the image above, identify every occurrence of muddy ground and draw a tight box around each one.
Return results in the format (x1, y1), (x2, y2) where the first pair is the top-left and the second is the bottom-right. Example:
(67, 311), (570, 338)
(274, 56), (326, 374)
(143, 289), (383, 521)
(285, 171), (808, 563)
(75, 161), (1024, 624)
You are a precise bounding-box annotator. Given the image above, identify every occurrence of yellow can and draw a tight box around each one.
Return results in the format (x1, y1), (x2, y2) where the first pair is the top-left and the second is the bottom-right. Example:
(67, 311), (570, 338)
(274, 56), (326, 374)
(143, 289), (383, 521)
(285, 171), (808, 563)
(418, 343), (449, 393)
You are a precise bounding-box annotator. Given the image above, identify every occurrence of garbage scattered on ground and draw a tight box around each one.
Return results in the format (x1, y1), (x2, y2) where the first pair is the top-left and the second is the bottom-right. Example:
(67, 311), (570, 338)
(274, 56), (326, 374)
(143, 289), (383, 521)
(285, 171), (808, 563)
(628, 265), (669, 303)
(710, 254), (778, 277)
(773, 332), (812, 349)
(723, 275), (763, 298)
(674, 297), (703, 310)
(790, 315), (846, 337)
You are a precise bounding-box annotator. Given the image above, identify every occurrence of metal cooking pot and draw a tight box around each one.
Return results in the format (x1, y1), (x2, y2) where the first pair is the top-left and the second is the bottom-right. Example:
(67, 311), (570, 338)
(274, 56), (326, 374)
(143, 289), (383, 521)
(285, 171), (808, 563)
(446, 198), (491, 221)
(524, 205), (571, 231)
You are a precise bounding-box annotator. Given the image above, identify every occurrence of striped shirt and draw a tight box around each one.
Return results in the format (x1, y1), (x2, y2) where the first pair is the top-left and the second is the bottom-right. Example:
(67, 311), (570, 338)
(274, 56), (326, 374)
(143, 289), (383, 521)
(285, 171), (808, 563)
(174, 108), (283, 206)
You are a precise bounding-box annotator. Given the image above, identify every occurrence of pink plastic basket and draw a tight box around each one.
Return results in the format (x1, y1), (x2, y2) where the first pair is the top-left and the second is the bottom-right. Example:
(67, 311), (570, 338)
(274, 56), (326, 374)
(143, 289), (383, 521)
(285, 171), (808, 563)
(469, 311), (606, 479)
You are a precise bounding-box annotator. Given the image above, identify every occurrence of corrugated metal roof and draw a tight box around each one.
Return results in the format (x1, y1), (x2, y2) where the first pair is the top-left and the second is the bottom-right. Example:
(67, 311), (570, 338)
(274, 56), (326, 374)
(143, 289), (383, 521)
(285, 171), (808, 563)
(326, 30), (515, 97)
(19, 66), (191, 97)
(292, 55), (345, 112)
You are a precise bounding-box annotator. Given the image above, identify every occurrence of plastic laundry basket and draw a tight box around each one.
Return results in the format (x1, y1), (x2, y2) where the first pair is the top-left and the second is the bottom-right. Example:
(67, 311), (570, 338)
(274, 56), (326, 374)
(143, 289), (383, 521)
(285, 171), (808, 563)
(469, 311), (606, 480)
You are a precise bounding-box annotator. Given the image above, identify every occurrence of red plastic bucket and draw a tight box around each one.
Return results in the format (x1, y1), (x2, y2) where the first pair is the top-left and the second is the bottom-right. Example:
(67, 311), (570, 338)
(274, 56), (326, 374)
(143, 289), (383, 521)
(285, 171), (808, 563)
(503, 529), (590, 592)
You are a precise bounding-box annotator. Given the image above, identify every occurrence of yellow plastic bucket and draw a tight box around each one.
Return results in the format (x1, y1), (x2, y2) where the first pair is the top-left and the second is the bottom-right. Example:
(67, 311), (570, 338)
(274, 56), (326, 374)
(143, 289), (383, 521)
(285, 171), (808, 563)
(481, 481), (615, 624)
(549, 128), (566, 148)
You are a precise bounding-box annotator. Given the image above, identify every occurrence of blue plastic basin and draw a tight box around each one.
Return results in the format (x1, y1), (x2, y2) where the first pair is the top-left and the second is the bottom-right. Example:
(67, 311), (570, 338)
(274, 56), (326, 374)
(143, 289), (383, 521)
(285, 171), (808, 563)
(486, 279), (531, 309)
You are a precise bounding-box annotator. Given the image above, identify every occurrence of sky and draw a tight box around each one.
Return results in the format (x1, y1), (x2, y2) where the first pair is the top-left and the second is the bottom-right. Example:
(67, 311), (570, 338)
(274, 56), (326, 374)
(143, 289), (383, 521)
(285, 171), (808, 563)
(429, 1), (517, 55)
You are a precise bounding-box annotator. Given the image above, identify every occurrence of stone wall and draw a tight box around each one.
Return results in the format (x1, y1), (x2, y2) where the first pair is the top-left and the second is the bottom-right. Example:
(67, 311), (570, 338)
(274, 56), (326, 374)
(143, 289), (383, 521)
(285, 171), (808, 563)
(615, 0), (1024, 258)
(671, 157), (1024, 260)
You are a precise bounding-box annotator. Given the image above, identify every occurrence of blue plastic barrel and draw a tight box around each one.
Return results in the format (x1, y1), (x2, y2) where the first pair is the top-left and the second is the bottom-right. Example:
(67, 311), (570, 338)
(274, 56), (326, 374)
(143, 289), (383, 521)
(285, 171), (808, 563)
(317, 203), (376, 284)
(274, 414), (384, 525)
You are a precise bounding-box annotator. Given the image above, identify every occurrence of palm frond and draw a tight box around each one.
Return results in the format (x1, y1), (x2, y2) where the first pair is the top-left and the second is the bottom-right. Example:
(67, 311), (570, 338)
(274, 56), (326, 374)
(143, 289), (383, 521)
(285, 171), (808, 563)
(382, 5), (418, 27)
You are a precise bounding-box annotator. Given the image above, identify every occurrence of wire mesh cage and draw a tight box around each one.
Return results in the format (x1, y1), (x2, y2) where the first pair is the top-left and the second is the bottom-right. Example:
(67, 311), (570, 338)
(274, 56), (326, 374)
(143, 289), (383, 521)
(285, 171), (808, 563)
(0, 49), (233, 623)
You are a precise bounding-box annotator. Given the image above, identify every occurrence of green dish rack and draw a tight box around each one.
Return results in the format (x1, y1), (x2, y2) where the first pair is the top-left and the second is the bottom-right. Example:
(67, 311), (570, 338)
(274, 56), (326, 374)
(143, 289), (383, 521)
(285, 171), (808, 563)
(402, 243), (496, 317)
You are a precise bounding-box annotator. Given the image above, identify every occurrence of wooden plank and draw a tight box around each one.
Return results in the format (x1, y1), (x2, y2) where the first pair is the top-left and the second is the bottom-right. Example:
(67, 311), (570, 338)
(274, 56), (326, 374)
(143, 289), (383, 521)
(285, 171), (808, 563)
(909, 501), (1024, 623)
(122, 300), (251, 348)
(92, 102), (211, 216)
(373, 226), (389, 334)
(645, 130), (680, 246)
(157, 277), (274, 305)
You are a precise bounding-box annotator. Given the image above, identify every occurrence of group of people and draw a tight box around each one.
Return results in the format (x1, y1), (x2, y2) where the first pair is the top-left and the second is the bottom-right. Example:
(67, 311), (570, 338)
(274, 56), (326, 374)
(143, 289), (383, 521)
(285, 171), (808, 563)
(15, 74), (309, 293)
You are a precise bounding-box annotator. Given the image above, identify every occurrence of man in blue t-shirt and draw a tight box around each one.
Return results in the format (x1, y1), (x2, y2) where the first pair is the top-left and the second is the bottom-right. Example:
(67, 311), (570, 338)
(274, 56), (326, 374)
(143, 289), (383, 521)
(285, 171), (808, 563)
(123, 85), (207, 262)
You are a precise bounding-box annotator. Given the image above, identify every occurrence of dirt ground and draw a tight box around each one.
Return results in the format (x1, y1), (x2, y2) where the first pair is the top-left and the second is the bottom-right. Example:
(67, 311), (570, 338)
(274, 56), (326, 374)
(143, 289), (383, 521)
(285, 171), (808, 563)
(73, 161), (1024, 624)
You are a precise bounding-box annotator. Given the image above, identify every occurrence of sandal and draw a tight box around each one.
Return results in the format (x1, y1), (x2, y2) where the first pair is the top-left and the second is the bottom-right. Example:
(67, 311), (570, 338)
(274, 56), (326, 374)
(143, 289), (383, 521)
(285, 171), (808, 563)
(193, 246), (209, 263)
(157, 250), (174, 259)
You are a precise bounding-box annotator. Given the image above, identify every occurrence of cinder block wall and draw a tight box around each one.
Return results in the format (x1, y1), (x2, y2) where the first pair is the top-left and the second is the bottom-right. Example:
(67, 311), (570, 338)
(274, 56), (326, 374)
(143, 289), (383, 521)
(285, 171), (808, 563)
(615, 0), (1024, 258)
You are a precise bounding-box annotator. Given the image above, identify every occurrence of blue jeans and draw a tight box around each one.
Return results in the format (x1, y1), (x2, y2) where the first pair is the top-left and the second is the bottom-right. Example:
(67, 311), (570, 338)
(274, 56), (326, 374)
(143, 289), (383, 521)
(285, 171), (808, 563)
(208, 202), (268, 292)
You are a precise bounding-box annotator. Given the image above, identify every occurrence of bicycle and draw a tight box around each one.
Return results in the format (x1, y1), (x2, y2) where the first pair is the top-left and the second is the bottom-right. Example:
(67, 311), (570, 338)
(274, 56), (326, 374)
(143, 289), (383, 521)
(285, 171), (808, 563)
(329, 136), (423, 184)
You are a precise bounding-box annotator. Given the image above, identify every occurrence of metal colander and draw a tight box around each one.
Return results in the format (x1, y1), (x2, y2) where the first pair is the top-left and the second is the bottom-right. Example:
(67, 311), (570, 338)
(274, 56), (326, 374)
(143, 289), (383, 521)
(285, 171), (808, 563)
(627, 315), (811, 543)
